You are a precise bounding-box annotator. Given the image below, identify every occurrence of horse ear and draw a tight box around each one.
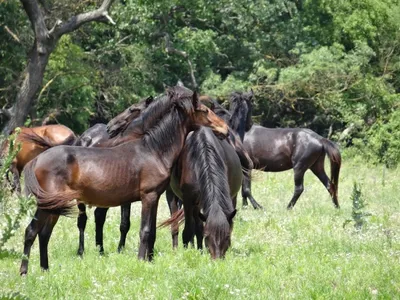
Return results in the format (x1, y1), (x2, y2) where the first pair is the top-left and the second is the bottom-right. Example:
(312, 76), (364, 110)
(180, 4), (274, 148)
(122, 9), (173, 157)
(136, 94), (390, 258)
(249, 89), (255, 103)
(176, 80), (185, 87)
(192, 91), (201, 110)
(228, 209), (237, 222)
(199, 212), (206, 222)
(145, 96), (154, 106)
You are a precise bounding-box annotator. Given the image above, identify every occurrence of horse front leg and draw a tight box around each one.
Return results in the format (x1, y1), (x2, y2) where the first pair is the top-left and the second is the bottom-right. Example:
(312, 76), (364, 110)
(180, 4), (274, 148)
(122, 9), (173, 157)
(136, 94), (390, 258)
(138, 192), (161, 261)
(77, 203), (87, 256)
(118, 203), (131, 253)
(242, 170), (263, 209)
(94, 207), (109, 255)
(182, 202), (195, 248)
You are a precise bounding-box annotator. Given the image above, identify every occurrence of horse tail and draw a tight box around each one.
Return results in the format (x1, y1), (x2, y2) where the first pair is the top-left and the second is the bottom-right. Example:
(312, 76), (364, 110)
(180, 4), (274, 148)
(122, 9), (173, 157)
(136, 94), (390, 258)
(24, 159), (79, 216)
(19, 132), (76, 150)
(158, 209), (185, 228)
(321, 138), (341, 203)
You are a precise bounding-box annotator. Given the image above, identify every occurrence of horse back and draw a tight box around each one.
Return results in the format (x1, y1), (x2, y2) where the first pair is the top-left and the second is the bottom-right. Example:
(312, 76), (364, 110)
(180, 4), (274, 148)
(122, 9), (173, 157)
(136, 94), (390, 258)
(244, 125), (325, 171)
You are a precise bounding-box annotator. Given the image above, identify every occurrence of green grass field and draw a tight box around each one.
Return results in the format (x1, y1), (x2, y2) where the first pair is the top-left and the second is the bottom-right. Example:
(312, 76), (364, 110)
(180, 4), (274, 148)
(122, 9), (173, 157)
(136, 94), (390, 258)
(1, 158), (399, 299)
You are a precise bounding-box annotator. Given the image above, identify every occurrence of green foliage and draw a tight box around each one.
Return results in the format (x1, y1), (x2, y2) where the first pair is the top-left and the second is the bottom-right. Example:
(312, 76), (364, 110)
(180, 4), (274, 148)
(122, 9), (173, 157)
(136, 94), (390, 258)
(343, 182), (371, 230)
(1, 0), (400, 164)
(0, 130), (35, 252)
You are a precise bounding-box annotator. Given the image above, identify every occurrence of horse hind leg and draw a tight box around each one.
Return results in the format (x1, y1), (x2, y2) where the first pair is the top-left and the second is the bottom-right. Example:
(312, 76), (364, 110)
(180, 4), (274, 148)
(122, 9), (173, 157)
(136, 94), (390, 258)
(20, 209), (53, 275)
(118, 203), (131, 253)
(287, 167), (306, 210)
(77, 203), (87, 256)
(310, 158), (339, 208)
(39, 213), (59, 271)
(166, 187), (180, 249)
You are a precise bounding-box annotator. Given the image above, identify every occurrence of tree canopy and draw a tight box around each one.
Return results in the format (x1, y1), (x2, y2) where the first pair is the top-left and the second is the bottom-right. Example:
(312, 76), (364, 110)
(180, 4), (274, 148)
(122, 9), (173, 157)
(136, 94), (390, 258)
(0, 0), (399, 165)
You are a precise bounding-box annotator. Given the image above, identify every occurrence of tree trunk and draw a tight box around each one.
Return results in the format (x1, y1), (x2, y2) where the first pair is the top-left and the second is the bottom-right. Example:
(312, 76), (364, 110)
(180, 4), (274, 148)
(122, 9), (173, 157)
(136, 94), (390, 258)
(2, 42), (52, 135)
(0, 0), (116, 135)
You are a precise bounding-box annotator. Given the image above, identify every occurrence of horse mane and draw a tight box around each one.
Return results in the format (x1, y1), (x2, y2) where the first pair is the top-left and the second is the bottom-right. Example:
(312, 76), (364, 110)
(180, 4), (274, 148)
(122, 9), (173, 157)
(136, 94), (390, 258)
(142, 86), (194, 165)
(187, 127), (234, 236)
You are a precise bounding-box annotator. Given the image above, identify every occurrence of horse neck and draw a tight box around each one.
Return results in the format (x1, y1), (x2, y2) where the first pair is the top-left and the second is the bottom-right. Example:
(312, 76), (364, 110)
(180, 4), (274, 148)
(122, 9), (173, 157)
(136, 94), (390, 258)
(229, 103), (248, 141)
(187, 129), (233, 218)
(143, 109), (189, 169)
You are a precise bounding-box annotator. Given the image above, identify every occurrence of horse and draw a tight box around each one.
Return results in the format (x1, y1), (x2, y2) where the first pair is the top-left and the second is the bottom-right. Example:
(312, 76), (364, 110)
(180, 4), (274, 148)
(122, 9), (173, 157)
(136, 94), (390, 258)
(204, 95), (263, 209)
(19, 86), (228, 275)
(160, 126), (241, 258)
(231, 91), (342, 209)
(0, 124), (77, 193)
(73, 97), (153, 256)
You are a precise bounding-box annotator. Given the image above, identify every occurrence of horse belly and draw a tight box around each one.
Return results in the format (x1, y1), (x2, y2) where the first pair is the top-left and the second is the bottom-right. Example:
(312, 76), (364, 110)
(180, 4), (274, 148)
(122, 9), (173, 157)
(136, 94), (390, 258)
(257, 155), (293, 172)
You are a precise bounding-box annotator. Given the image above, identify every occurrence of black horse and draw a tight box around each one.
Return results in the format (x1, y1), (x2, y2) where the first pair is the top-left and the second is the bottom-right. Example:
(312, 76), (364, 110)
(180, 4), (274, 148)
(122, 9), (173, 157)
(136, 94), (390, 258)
(231, 91), (342, 209)
(161, 126), (241, 258)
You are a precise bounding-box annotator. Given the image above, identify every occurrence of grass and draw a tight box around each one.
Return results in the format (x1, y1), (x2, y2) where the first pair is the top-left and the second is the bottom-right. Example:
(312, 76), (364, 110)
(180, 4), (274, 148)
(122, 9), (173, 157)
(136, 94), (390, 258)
(0, 159), (399, 299)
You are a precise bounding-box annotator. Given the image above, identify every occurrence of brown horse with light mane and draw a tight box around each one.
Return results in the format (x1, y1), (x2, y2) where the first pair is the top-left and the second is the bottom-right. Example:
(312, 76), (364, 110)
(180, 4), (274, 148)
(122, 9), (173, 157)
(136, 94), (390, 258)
(19, 86), (228, 275)
(1, 125), (76, 192)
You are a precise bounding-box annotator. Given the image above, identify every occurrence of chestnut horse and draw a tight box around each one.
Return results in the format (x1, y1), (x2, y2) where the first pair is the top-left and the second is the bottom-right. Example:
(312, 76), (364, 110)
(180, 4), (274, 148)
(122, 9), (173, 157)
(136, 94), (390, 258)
(230, 91), (341, 209)
(20, 86), (228, 275)
(161, 126), (241, 258)
(1, 125), (76, 193)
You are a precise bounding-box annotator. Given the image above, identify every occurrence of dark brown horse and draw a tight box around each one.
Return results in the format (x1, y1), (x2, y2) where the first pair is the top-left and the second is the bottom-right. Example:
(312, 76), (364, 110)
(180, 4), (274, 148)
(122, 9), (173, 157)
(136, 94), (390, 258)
(0, 125), (77, 193)
(161, 126), (241, 258)
(20, 86), (228, 275)
(205, 96), (263, 209)
(231, 91), (342, 209)
(73, 97), (153, 256)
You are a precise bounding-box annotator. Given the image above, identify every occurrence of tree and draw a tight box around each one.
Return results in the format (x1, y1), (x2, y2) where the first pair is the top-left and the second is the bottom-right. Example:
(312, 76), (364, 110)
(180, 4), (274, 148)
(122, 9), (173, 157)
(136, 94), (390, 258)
(0, 0), (116, 135)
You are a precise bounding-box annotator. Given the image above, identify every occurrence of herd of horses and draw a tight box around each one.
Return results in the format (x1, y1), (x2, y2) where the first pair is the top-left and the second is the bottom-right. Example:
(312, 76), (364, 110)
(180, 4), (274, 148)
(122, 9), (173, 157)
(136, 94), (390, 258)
(0, 84), (341, 275)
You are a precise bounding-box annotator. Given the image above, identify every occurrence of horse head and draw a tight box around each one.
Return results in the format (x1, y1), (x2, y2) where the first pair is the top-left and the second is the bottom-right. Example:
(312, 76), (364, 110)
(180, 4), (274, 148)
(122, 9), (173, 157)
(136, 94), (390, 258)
(107, 96), (154, 138)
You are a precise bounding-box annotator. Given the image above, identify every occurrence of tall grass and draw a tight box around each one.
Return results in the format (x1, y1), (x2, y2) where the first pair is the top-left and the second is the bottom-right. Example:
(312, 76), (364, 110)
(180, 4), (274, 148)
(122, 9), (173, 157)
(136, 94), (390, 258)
(0, 160), (399, 299)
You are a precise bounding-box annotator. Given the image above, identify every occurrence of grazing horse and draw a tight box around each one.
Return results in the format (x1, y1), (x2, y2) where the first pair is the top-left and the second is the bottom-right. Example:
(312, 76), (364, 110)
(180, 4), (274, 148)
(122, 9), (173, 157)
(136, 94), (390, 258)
(20, 86), (228, 275)
(161, 126), (241, 258)
(204, 96), (262, 209)
(0, 125), (76, 193)
(231, 91), (342, 209)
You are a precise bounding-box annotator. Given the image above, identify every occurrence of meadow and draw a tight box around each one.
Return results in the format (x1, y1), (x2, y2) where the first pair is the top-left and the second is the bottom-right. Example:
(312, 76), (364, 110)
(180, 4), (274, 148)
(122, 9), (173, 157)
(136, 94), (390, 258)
(0, 156), (399, 299)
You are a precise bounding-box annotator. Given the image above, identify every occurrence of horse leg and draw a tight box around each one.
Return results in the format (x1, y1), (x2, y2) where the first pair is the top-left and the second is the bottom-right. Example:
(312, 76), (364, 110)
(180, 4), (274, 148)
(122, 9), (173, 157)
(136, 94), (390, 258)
(138, 192), (160, 261)
(166, 187), (180, 249)
(242, 169), (263, 209)
(77, 203), (88, 256)
(118, 203), (131, 253)
(310, 157), (339, 208)
(94, 207), (109, 255)
(38, 213), (59, 271)
(193, 206), (204, 250)
(182, 201), (195, 248)
(287, 167), (306, 209)
(20, 209), (49, 275)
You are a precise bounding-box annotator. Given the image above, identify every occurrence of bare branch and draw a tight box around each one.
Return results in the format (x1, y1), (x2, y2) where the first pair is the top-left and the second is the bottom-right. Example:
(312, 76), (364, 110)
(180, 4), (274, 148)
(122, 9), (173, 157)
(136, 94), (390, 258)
(20, 0), (49, 51)
(163, 32), (197, 89)
(54, 0), (116, 37)
(4, 26), (21, 43)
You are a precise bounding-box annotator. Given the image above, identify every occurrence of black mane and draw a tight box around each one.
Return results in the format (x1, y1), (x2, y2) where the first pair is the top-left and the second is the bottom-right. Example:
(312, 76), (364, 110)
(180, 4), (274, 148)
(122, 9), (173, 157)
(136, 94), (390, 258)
(187, 127), (234, 237)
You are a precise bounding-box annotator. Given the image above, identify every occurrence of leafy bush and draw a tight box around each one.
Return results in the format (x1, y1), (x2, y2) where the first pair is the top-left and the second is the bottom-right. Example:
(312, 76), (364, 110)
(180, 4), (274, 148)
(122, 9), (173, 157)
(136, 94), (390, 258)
(0, 130), (35, 252)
